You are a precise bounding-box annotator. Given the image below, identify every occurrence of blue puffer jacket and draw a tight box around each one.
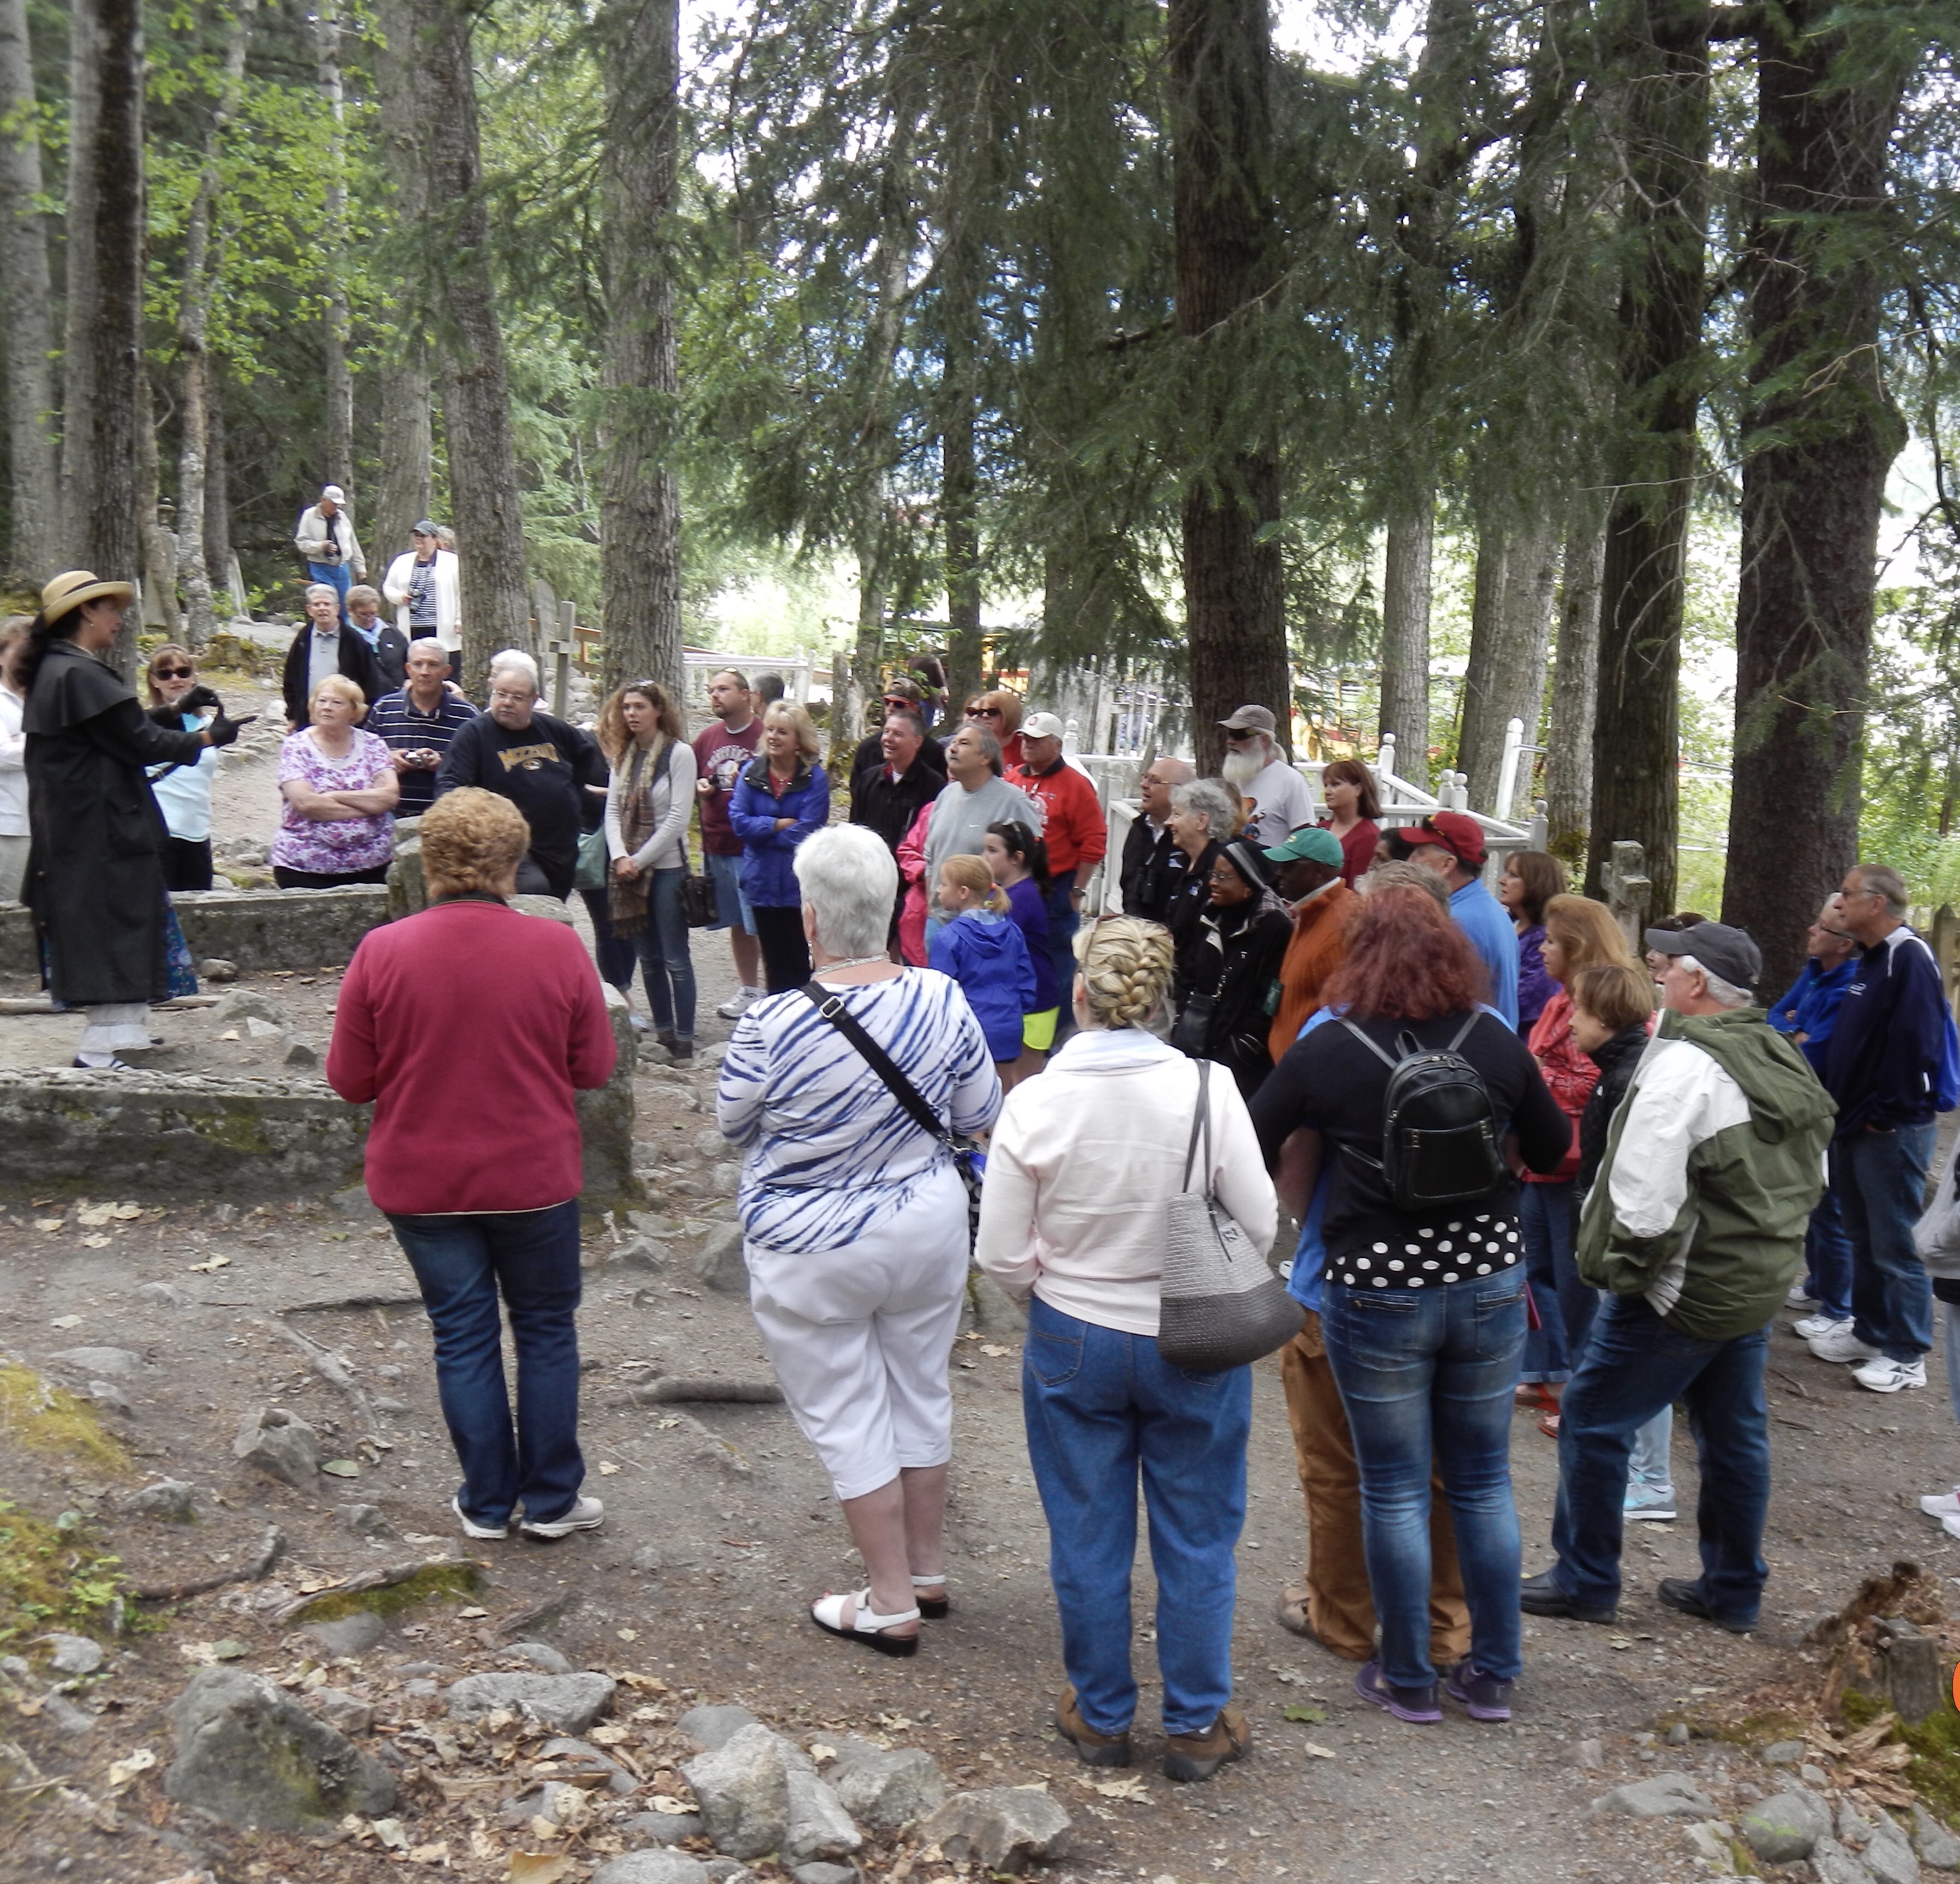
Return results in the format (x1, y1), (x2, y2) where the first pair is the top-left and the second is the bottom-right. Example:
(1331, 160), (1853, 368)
(930, 910), (1037, 1062)
(728, 755), (831, 907)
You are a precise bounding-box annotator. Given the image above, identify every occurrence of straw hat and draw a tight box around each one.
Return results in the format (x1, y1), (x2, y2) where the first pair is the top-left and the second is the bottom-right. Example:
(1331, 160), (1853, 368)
(40, 570), (135, 626)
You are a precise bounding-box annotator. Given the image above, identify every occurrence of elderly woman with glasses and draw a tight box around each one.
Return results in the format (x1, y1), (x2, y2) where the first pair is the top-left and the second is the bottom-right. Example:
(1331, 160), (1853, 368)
(142, 645), (225, 891)
(718, 823), (1000, 1654)
(272, 674), (400, 889)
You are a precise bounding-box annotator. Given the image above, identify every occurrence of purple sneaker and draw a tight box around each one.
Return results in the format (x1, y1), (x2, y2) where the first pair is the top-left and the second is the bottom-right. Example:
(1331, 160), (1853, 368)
(1353, 1659), (1441, 1724)
(1445, 1660), (1514, 1723)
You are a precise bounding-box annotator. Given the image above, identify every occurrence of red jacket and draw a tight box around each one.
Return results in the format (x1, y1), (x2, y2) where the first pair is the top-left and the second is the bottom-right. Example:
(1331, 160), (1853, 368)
(1525, 987), (1596, 1184)
(328, 898), (618, 1214)
(1006, 758), (1107, 879)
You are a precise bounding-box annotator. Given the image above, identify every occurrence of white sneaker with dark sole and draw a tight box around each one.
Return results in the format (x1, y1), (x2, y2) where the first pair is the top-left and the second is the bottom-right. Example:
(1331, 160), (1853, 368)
(1851, 1357), (1926, 1394)
(1785, 1282), (1819, 1310)
(1806, 1322), (1883, 1365)
(717, 989), (759, 1020)
(451, 1495), (508, 1541)
(1919, 1487), (1960, 1522)
(520, 1495), (604, 1540)
(1792, 1313), (1848, 1342)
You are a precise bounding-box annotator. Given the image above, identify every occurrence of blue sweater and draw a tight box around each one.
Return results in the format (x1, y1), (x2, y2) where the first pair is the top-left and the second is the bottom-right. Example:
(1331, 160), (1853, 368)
(1766, 956), (1855, 1073)
(1451, 876), (1519, 1029)
(1823, 927), (1945, 1136)
(929, 910), (1036, 1061)
(727, 757), (831, 907)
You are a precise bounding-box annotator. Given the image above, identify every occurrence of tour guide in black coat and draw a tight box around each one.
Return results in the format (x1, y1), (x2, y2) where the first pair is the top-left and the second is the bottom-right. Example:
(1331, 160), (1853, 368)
(18, 570), (241, 1064)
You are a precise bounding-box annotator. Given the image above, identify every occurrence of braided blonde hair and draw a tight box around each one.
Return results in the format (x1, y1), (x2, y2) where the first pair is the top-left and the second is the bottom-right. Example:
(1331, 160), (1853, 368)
(1074, 916), (1173, 1030)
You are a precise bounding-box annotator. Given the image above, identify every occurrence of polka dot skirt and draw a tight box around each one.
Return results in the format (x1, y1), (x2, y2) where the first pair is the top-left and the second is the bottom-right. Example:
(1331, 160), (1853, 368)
(1336, 1214), (1524, 1289)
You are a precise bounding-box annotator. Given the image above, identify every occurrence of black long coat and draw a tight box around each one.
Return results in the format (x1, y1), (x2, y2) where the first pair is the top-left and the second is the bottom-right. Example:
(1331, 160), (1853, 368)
(23, 641), (206, 1006)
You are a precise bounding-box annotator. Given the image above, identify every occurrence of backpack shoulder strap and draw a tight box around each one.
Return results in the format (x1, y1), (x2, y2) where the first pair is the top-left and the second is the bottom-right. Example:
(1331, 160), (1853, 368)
(1447, 1010), (1484, 1053)
(798, 983), (948, 1147)
(1339, 1017), (1401, 1071)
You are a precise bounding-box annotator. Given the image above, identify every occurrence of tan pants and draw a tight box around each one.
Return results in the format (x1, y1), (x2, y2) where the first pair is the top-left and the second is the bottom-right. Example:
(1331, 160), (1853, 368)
(1279, 1313), (1472, 1665)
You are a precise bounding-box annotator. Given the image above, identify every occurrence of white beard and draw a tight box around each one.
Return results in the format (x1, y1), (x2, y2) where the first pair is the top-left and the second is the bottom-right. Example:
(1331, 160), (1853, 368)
(1220, 746), (1264, 792)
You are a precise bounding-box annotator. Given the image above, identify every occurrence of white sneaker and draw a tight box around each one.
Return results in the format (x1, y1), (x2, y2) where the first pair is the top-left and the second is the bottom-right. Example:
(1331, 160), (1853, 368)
(717, 987), (758, 1020)
(1851, 1356), (1926, 1394)
(1943, 1513), (1960, 1541)
(1793, 1313), (1848, 1341)
(1806, 1322), (1883, 1365)
(451, 1495), (508, 1541)
(1785, 1281), (1819, 1309)
(1919, 1487), (1960, 1521)
(520, 1495), (604, 1540)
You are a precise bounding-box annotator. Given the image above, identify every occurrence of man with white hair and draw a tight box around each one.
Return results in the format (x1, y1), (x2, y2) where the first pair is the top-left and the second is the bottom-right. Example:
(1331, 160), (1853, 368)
(366, 639), (479, 818)
(1216, 705), (1312, 848)
(1520, 921), (1832, 1633)
(293, 483), (365, 621)
(1120, 755), (1195, 921)
(436, 650), (603, 898)
(281, 582), (380, 729)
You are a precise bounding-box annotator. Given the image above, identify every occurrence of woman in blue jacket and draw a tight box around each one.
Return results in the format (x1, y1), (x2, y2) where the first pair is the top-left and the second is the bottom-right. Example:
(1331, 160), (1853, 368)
(728, 703), (831, 991)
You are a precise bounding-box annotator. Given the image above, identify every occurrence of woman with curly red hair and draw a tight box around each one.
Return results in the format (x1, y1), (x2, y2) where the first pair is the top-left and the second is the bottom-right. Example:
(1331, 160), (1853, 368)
(1250, 887), (1567, 1730)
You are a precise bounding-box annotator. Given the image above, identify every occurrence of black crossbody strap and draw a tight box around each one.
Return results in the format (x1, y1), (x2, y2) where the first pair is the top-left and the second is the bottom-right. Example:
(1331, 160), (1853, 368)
(799, 982), (950, 1149)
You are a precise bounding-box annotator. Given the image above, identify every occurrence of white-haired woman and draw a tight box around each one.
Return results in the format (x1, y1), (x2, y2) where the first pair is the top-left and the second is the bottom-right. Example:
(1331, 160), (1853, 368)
(976, 916), (1278, 1783)
(717, 823), (1000, 1656)
(435, 649), (604, 898)
(272, 675), (399, 888)
(1162, 776), (1237, 991)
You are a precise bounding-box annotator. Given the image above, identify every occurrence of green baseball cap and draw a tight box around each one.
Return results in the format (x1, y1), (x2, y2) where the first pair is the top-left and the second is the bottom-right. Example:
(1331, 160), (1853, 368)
(1262, 826), (1342, 867)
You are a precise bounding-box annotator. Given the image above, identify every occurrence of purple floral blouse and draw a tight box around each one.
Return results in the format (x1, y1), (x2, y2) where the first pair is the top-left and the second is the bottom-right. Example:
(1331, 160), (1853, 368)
(272, 727), (396, 877)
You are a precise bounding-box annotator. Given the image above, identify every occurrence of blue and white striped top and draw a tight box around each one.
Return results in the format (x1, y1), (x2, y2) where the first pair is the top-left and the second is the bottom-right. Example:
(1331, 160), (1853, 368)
(716, 969), (1002, 1253)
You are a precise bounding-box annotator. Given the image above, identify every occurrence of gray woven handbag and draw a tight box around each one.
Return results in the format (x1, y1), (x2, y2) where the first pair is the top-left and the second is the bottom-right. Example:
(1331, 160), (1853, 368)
(1156, 1060), (1304, 1372)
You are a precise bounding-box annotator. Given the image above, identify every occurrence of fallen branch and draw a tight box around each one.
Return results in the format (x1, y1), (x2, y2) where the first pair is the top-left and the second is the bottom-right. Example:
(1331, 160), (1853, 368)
(634, 1378), (783, 1405)
(257, 1314), (377, 1432)
(134, 1523), (286, 1603)
(269, 1555), (483, 1627)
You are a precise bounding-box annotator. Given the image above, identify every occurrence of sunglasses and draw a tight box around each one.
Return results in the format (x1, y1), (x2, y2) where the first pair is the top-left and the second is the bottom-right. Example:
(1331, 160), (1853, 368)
(967, 706), (1003, 719)
(154, 665), (194, 680)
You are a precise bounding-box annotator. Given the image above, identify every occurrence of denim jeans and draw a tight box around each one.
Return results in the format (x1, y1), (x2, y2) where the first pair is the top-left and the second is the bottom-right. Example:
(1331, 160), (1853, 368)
(1548, 1292), (1770, 1623)
(1042, 875), (1080, 1040)
(1945, 1300), (1960, 1425)
(388, 1201), (585, 1527)
(1321, 1268), (1528, 1689)
(1627, 1407), (1674, 1495)
(1801, 1183), (1855, 1322)
(1021, 1297), (1251, 1737)
(1838, 1123), (1937, 1361)
(630, 866), (696, 1039)
(307, 560), (351, 622)
(1519, 1180), (1593, 1384)
(580, 887), (637, 993)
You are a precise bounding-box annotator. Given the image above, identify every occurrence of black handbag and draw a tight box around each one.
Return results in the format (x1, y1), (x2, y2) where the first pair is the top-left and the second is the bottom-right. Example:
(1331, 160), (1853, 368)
(798, 982), (982, 1250)
(680, 846), (719, 927)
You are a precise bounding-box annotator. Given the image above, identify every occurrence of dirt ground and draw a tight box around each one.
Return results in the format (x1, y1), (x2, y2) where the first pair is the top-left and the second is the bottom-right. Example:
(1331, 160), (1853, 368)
(1, 688), (1958, 1883)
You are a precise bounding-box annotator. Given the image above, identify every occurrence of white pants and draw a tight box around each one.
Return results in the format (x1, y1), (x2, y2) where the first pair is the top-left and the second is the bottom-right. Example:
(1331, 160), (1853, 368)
(0, 834), (26, 904)
(747, 1167), (969, 1502)
(79, 1003), (149, 1057)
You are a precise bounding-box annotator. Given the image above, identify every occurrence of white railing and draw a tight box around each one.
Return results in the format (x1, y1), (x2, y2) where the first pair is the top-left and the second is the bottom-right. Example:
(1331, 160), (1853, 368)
(680, 649), (814, 715)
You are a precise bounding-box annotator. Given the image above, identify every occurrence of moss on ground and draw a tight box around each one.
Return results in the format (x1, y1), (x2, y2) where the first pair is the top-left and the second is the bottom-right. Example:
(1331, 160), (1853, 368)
(0, 1497), (128, 1645)
(0, 1363), (128, 1472)
(1839, 1687), (1960, 1826)
(292, 1560), (482, 1623)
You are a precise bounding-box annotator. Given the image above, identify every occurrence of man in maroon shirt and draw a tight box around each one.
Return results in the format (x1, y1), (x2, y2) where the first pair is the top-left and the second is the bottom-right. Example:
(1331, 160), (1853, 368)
(692, 668), (764, 1015)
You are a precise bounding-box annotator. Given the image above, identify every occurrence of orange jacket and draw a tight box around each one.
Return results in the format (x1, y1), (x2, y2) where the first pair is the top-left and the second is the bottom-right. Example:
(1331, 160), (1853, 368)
(1524, 986), (1597, 1183)
(1006, 758), (1107, 878)
(1267, 880), (1359, 1064)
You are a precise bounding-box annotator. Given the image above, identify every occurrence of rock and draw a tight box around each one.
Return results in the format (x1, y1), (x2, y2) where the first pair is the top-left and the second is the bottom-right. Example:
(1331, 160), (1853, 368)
(500, 1781), (586, 1829)
(444, 1671), (615, 1735)
(711, 1162), (741, 1197)
(783, 1760), (861, 1864)
(684, 1723), (789, 1858)
(122, 1479), (197, 1522)
(1802, 1763), (1833, 1787)
(44, 1633), (104, 1676)
(631, 1544), (664, 1575)
(303, 1612), (386, 1659)
(209, 989), (293, 1029)
(331, 1185), (382, 1221)
(135, 1282), (189, 1308)
(232, 1405), (320, 1488)
(198, 958), (238, 981)
(1592, 1774), (1719, 1821)
(539, 1736), (634, 1794)
(827, 1738), (946, 1829)
(1847, 1807), (1921, 1884)
(1684, 1822), (1737, 1875)
(510, 1640), (573, 1675)
(1741, 1791), (1834, 1863)
(790, 1866), (859, 1884)
(678, 1702), (762, 1750)
(48, 1346), (143, 1377)
(88, 1380), (134, 1417)
(919, 1788), (1074, 1872)
(283, 1036), (320, 1069)
(42, 1693), (95, 1735)
(692, 1129), (727, 1161)
(619, 1810), (705, 1844)
(0, 1655), (28, 1681)
(590, 1854), (711, 1884)
(335, 1503), (398, 1541)
(967, 1268), (1028, 1336)
(1763, 1740), (1807, 1766)
(1814, 1835), (1882, 1884)
(310, 1688), (374, 1735)
(1573, 1738), (1605, 1770)
(1914, 1805), (1960, 1871)
(702, 1864), (754, 1884)
(164, 1666), (396, 1829)
(694, 1223), (748, 1294)
(1666, 1722), (1691, 1746)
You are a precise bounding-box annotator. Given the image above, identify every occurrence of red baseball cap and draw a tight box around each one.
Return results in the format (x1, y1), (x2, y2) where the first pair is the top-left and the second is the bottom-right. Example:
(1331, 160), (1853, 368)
(1411, 811), (1487, 868)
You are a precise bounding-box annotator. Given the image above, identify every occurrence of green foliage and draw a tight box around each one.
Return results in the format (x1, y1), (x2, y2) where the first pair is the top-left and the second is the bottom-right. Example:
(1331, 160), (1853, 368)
(0, 1497), (129, 1645)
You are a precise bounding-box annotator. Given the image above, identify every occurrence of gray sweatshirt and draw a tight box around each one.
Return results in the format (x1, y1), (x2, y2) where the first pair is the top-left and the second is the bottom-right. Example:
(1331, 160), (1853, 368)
(923, 775), (1043, 904)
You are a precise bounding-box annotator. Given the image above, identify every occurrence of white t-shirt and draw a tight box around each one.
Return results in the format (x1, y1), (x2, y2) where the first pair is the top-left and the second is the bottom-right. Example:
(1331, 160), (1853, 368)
(0, 686), (25, 837)
(1243, 757), (1314, 847)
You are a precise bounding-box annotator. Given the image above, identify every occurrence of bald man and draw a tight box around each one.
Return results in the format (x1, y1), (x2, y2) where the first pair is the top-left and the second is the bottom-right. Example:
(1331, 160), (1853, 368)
(1120, 757), (1196, 922)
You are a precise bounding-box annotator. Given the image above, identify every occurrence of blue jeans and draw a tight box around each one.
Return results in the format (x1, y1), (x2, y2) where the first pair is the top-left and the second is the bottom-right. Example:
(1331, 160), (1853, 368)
(1802, 1183), (1855, 1322)
(388, 1201), (585, 1527)
(1838, 1123), (1937, 1361)
(1548, 1293), (1770, 1623)
(580, 887), (637, 993)
(705, 850), (755, 935)
(1945, 1300), (1960, 1425)
(1021, 1297), (1250, 1736)
(306, 560), (351, 623)
(1519, 1180), (1592, 1384)
(1042, 875), (1080, 1037)
(1321, 1268), (1527, 1689)
(631, 866), (696, 1040)
(1627, 1407), (1674, 1495)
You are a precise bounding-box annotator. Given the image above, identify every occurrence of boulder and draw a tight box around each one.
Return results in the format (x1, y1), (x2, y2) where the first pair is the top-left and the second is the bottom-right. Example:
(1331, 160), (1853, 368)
(122, 1479), (197, 1522)
(919, 1787), (1074, 1873)
(209, 989), (293, 1030)
(683, 1723), (789, 1859)
(590, 1855), (711, 1884)
(1591, 1774), (1718, 1821)
(1740, 1791), (1834, 1864)
(1847, 1807), (1922, 1884)
(336, 1503), (398, 1541)
(782, 1759), (861, 1864)
(444, 1671), (615, 1735)
(1814, 1835), (1883, 1884)
(232, 1406), (319, 1488)
(678, 1702), (761, 1751)
(1913, 1804), (1960, 1871)
(694, 1223), (748, 1294)
(828, 1739), (946, 1829)
(510, 1641), (573, 1675)
(44, 1634), (104, 1676)
(134, 1282), (190, 1308)
(1683, 1822), (1737, 1876)
(48, 1346), (144, 1378)
(619, 1810), (705, 1845)
(303, 1612), (385, 1659)
(164, 1666), (395, 1829)
(1761, 1739), (1807, 1766)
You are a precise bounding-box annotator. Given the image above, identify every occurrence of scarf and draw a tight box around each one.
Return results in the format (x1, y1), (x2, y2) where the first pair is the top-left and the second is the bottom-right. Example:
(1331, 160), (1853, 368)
(607, 735), (669, 935)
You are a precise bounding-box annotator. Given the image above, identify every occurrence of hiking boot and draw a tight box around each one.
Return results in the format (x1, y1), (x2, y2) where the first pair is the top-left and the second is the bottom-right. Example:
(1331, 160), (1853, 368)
(1657, 1577), (1755, 1634)
(1053, 1687), (1131, 1767)
(1518, 1568), (1616, 1625)
(1162, 1705), (1250, 1782)
(1353, 1660), (1442, 1725)
(1444, 1661), (1514, 1723)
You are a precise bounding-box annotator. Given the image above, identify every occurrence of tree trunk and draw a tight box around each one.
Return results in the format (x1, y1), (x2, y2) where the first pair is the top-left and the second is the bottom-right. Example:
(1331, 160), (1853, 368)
(1377, 494), (1434, 790)
(315, 3), (353, 497)
(135, 365), (179, 641)
(61, 0), (101, 553)
(1168, 0), (1288, 773)
(1461, 517), (1556, 817)
(423, 0), (530, 687)
(175, 0), (254, 652)
(942, 362), (984, 715)
(1455, 521), (1508, 800)
(1544, 494), (1605, 863)
(371, 0), (431, 568)
(595, 0), (682, 701)
(1722, 2), (1912, 993)
(1584, 0), (1710, 918)
(205, 368), (232, 601)
(0, 0), (58, 578)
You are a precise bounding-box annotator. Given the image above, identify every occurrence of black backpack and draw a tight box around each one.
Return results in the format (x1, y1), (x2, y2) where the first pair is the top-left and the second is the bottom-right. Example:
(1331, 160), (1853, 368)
(1339, 1013), (1508, 1212)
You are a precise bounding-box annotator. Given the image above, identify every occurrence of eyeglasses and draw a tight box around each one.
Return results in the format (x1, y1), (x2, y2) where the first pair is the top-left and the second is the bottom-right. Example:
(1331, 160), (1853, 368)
(154, 665), (193, 680)
(968, 706), (1003, 719)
